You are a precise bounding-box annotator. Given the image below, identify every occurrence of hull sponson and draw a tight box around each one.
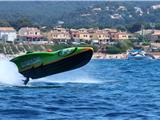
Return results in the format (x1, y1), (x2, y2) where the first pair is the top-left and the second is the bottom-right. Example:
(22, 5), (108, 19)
(20, 49), (93, 79)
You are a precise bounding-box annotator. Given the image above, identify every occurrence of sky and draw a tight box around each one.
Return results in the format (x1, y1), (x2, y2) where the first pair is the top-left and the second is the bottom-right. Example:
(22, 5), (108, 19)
(0, 0), (160, 1)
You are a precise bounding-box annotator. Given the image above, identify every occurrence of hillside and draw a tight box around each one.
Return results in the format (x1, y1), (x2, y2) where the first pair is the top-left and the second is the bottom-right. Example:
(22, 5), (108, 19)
(1, 1), (160, 28)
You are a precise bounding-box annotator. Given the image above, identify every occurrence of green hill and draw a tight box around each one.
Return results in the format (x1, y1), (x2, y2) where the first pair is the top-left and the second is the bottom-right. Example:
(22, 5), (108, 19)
(1, 1), (160, 28)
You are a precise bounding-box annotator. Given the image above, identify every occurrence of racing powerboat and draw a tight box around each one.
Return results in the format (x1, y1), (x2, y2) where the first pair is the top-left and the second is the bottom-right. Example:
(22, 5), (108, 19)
(11, 47), (93, 84)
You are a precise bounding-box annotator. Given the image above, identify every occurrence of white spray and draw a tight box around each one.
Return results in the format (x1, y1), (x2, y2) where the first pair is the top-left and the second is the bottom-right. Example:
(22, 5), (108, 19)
(32, 68), (102, 84)
(0, 60), (25, 86)
(0, 59), (101, 86)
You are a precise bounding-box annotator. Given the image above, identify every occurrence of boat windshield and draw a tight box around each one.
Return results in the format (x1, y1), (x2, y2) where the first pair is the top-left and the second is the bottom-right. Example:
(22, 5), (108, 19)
(58, 48), (76, 56)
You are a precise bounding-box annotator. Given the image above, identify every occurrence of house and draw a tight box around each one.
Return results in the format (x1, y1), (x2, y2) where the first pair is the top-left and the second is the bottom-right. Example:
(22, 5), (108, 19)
(18, 27), (41, 36)
(117, 32), (130, 40)
(47, 28), (71, 42)
(78, 28), (88, 33)
(151, 31), (160, 42)
(95, 30), (110, 40)
(136, 29), (160, 42)
(152, 4), (160, 10)
(103, 28), (118, 33)
(0, 27), (17, 42)
(79, 31), (93, 41)
(18, 27), (45, 43)
(70, 29), (80, 40)
(92, 30), (110, 44)
(108, 32), (129, 41)
(110, 32), (119, 41)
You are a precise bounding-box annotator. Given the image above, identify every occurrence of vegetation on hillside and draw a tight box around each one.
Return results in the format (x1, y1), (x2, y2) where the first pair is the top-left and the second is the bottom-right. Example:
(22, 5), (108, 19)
(1, 1), (160, 31)
(106, 40), (133, 54)
(0, 43), (98, 55)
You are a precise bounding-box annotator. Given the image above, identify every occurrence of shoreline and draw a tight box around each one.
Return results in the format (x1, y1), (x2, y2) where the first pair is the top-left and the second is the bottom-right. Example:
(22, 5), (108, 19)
(1, 52), (160, 60)
(93, 52), (128, 59)
(93, 52), (160, 59)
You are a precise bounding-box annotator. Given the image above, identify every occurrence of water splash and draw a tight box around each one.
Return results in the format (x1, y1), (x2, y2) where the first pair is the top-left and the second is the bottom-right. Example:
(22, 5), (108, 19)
(31, 68), (102, 84)
(0, 60), (25, 86)
(0, 60), (101, 86)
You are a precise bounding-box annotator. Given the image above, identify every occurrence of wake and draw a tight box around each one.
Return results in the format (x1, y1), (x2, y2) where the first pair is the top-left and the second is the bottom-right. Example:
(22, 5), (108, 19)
(31, 68), (102, 84)
(0, 60), (102, 86)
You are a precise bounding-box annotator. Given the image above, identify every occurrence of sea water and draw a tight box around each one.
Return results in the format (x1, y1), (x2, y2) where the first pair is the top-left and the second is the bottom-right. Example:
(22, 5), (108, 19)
(0, 59), (160, 119)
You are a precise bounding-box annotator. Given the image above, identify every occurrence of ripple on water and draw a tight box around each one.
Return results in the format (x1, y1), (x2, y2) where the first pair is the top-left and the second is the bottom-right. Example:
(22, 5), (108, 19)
(0, 60), (160, 119)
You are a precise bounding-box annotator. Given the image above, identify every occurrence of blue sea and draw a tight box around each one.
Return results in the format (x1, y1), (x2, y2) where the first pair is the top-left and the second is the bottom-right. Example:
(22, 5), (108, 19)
(0, 59), (160, 120)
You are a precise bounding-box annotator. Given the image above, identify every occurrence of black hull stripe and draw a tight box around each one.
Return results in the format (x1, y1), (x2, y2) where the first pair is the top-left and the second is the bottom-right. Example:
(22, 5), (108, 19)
(20, 50), (93, 79)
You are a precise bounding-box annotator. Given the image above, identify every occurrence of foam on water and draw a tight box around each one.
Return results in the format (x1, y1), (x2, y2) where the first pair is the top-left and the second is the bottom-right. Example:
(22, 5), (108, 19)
(0, 59), (101, 86)
(31, 68), (102, 84)
(0, 60), (25, 86)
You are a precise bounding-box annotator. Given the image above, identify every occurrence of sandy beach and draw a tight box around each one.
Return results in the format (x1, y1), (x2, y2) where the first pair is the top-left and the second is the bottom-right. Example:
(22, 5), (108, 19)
(93, 52), (128, 59)
(1, 52), (160, 60)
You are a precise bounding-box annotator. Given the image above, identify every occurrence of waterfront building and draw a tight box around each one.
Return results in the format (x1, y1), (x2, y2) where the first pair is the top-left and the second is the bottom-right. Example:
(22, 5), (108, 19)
(110, 32), (132, 41)
(117, 32), (130, 40)
(95, 30), (110, 40)
(103, 28), (118, 33)
(79, 31), (93, 41)
(136, 29), (160, 42)
(47, 28), (71, 43)
(0, 27), (17, 42)
(18, 27), (46, 44)
(92, 30), (110, 44)
(151, 31), (160, 42)
(46, 27), (135, 44)
(70, 29), (80, 40)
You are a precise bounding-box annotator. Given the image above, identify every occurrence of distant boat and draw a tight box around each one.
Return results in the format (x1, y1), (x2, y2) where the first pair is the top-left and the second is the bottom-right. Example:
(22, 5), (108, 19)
(127, 49), (155, 60)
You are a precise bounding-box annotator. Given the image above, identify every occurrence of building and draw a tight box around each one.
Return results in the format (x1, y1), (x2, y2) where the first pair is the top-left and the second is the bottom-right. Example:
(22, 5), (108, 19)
(79, 31), (93, 41)
(136, 29), (160, 42)
(95, 30), (110, 40)
(103, 28), (118, 33)
(70, 29), (80, 40)
(110, 32), (132, 41)
(117, 32), (130, 40)
(18, 27), (45, 43)
(92, 30), (110, 44)
(46, 27), (134, 44)
(0, 27), (17, 42)
(18, 27), (41, 36)
(47, 28), (71, 42)
(151, 31), (160, 42)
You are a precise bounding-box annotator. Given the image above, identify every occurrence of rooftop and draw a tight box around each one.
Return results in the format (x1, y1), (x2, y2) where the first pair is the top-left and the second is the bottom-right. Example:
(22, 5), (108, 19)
(0, 27), (15, 31)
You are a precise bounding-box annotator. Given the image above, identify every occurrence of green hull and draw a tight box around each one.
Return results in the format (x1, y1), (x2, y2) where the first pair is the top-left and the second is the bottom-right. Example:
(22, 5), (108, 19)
(11, 47), (93, 79)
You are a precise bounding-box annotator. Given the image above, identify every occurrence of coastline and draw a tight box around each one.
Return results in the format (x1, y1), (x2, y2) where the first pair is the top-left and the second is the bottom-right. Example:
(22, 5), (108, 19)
(93, 52), (128, 59)
(1, 52), (160, 60)
(0, 52), (128, 60)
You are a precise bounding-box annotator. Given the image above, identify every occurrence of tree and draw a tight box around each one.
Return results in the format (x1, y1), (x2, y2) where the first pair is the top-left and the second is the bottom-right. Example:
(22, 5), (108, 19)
(9, 17), (33, 30)
(126, 23), (142, 33)
(0, 20), (10, 27)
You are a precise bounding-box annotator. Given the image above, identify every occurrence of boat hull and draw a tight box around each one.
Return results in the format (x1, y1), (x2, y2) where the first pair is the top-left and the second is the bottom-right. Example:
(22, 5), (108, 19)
(21, 49), (92, 79)
(11, 47), (93, 79)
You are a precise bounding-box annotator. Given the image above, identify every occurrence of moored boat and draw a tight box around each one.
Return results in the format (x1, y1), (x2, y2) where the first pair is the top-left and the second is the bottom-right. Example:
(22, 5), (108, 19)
(127, 49), (155, 60)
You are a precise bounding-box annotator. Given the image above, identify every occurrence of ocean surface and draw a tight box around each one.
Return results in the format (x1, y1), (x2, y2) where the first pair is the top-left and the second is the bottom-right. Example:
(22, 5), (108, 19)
(0, 59), (160, 120)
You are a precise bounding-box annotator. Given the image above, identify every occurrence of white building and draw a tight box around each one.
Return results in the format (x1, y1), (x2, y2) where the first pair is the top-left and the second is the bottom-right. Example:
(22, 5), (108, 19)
(18, 27), (41, 36)
(0, 27), (17, 42)
(18, 27), (46, 44)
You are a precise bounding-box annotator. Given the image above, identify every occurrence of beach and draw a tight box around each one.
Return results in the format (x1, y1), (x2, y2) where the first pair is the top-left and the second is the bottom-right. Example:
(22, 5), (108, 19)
(1, 52), (160, 60)
(93, 52), (128, 59)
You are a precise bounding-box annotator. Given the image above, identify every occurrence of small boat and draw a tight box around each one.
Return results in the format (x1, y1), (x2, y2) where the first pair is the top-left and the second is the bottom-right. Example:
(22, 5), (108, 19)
(11, 47), (93, 84)
(127, 49), (155, 60)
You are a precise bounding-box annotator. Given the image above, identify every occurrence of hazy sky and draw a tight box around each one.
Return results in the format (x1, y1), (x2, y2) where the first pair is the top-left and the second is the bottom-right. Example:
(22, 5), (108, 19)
(0, 0), (160, 1)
